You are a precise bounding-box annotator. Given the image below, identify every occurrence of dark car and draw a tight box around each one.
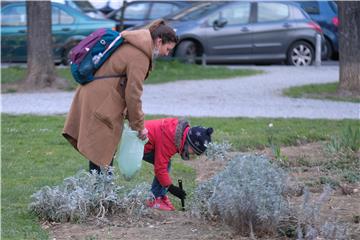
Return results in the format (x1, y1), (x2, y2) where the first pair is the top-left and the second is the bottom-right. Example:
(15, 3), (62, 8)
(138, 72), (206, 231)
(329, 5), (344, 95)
(1, 1), (116, 64)
(294, 1), (338, 60)
(107, 1), (195, 31)
(163, 1), (323, 66)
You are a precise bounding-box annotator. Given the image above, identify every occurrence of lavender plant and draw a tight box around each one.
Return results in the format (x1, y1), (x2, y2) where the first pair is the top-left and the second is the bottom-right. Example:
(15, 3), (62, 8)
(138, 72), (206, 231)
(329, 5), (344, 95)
(29, 169), (151, 222)
(190, 154), (289, 236)
(205, 141), (232, 161)
(296, 185), (349, 240)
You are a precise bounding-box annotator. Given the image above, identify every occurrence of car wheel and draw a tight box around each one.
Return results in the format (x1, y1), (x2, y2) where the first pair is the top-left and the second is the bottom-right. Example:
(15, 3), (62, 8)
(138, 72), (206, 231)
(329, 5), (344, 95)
(287, 41), (314, 66)
(61, 47), (72, 66)
(62, 42), (79, 65)
(175, 40), (198, 64)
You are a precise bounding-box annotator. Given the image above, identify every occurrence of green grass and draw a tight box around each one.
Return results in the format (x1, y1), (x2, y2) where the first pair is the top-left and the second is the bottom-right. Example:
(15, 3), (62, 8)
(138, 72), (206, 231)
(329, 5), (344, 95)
(188, 117), (359, 151)
(283, 82), (360, 103)
(146, 61), (261, 84)
(1, 61), (261, 90)
(2, 114), (359, 239)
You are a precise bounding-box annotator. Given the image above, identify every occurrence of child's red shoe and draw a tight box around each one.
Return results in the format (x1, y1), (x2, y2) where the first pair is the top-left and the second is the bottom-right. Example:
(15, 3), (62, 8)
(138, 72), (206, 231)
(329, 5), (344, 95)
(146, 197), (173, 211)
(161, 195), (176, 211)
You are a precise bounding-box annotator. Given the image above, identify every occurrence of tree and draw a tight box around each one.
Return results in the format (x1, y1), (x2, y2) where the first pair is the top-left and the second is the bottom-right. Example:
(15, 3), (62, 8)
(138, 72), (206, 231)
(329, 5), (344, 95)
(337, 1), (360, 96)
(24, 1), (67, 90)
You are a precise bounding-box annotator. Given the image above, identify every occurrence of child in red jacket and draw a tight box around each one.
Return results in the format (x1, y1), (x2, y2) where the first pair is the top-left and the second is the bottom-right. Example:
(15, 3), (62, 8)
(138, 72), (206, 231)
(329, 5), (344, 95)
(143, 118), (213, 211)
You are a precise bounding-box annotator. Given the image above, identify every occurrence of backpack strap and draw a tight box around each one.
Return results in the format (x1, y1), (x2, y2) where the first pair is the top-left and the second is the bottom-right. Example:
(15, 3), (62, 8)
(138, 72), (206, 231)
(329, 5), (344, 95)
(92, 73), (126, 80)
(92, 73), (128, 98)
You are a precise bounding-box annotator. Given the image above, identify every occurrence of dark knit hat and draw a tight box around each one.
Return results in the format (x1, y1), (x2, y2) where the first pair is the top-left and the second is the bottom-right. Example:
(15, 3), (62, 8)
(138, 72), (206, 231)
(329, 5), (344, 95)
(186, 126), (213, 155)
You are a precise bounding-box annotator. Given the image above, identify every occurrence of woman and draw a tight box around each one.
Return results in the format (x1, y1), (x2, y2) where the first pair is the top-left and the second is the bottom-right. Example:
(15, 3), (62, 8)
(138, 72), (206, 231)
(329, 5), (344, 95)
(63, 20), (178, 173)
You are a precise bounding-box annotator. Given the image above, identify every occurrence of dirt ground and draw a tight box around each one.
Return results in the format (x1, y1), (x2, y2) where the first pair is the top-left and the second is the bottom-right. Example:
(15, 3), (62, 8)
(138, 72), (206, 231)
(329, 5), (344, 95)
(46, 143), (360, 240)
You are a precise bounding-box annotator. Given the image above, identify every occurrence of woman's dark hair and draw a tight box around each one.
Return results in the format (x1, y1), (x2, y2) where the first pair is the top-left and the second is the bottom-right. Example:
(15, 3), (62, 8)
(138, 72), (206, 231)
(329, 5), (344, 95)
(148, 19), (178, 44)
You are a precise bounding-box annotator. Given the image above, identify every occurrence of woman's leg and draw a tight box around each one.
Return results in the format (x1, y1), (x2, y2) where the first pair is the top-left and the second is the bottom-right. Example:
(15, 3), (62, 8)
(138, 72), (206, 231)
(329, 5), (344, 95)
(89, 159), (114, 174)
(89, 161), (101, 174)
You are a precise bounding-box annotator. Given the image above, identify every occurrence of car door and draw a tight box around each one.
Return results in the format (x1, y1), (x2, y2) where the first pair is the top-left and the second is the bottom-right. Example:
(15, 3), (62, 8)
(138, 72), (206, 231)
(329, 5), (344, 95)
(1, 4), (27, 62)
(251, 2), (291, 58)
(204, 2), (252, 58)
(51, 5), (76, 60)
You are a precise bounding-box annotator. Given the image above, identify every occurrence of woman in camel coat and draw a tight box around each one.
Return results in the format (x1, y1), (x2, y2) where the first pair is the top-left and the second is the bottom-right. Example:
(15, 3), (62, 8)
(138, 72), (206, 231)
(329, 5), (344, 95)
(63, 20), (178, 172)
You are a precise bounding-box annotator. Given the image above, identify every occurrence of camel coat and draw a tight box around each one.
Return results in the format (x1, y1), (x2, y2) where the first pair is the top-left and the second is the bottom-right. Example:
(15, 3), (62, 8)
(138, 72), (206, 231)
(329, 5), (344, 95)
(63, 29), (153, 167)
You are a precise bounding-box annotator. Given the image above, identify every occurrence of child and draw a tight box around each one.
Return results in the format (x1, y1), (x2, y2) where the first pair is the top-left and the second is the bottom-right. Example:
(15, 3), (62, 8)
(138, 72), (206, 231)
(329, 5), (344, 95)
(142, 118), (213, 211)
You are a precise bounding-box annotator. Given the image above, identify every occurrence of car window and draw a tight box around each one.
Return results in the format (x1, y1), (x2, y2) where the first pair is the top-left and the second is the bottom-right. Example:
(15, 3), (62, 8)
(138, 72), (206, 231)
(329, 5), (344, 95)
(296, 1), (320, 15)
(1, 5), (26, 26)
(291, 5), (308, 20)
(258, 2), (289, 22)
(208, 2), (251, 26)
(149, 3), (180, 19)
(124, 2), (150, 20)
(71, 1), (96, 12)
(173, 2), (222, 21)
(328, 1), (337, 13)
(52, 6), (74, 24)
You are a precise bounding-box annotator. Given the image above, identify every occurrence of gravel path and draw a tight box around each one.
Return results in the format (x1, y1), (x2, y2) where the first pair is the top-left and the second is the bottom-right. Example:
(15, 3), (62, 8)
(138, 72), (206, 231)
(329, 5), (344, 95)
(1, 65), (359, 119)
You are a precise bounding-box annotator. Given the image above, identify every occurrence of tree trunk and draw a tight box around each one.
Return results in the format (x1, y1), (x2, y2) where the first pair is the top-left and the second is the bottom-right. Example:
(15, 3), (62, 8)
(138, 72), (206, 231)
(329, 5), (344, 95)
(337, 1), (360, 96)
(25, 1), (56, 89)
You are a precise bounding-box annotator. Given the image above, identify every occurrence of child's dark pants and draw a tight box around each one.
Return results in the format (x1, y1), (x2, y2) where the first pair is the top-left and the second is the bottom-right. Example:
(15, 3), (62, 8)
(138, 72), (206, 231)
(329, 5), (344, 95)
(143, 151), (171, 198)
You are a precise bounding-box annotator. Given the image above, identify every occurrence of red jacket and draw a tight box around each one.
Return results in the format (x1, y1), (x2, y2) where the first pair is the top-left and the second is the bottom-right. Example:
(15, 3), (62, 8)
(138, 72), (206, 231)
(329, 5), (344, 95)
(144, 118), (189, 187)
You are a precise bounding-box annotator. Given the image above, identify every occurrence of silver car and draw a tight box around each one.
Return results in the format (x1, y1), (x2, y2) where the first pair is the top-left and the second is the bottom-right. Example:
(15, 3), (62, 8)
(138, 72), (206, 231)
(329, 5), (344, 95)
(167, 1), (323, 66)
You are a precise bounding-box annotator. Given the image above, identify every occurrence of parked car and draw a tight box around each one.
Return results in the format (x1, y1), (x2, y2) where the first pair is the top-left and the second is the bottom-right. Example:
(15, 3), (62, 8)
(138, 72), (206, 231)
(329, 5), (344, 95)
(1, 1), (116, 64)
(159, 1), (324, 66)
(58, 0), (106, 19)
(107, 1), (196, 31)
(294, 1), (338, 60)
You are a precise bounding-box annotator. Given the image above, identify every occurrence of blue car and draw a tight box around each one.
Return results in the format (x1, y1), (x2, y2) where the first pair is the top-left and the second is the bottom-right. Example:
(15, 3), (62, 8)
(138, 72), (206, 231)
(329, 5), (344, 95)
(1, 1), (116, 64)
(295, 1), (338, 60)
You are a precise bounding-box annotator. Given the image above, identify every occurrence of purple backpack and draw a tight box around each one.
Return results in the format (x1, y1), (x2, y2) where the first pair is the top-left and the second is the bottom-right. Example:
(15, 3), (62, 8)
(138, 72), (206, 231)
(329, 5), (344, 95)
(70, 28), (125, 85)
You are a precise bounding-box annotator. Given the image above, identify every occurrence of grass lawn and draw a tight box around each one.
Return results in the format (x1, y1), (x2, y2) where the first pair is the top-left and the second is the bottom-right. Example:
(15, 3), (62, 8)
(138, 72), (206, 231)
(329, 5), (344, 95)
(1, 61), (262, 91)
(1, 114), (359, 239)
(283, 82), (360, 103)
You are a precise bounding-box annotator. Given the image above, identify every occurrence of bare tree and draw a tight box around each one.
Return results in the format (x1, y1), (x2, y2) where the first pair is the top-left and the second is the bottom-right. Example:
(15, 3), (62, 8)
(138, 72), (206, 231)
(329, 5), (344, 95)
(337, 1), (360, 96)
(25, 1), (67, 90)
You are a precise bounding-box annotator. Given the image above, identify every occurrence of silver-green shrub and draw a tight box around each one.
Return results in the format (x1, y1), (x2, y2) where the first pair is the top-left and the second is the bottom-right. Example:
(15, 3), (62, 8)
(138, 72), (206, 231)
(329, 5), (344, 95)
(296, 185), (349, 240)
(29, 169), (151, 222)
(205, 141), (232, 161)
(190, 154), (289, 236)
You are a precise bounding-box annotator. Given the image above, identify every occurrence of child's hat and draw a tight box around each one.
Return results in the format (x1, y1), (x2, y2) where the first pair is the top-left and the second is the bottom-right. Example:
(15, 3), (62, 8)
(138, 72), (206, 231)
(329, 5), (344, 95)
(186, 126), (213, 155)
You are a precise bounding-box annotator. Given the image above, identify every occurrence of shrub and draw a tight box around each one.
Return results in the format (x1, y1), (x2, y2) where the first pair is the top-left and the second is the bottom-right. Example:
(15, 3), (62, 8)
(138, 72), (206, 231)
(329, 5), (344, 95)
(205, 141), (232, 161)
(295, 186), (349, 240)
(190, 154), (289, 236)
(29, 169), (151, 222)
(190, 154), (350, 239)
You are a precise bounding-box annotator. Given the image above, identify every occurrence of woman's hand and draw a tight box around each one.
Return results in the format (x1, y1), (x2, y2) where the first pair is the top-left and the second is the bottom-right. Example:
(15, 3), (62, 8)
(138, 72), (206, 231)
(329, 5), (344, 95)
(138, 128), (148, 141)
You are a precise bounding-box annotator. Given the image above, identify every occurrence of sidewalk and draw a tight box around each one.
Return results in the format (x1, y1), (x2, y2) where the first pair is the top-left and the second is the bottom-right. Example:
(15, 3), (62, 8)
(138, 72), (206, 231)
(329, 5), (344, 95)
(1, 65), (359, 119)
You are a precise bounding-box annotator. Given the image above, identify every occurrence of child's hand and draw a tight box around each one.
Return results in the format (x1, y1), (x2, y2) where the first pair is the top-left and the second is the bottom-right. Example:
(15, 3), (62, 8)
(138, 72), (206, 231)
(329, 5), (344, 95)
(168, 184), (187, 199)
